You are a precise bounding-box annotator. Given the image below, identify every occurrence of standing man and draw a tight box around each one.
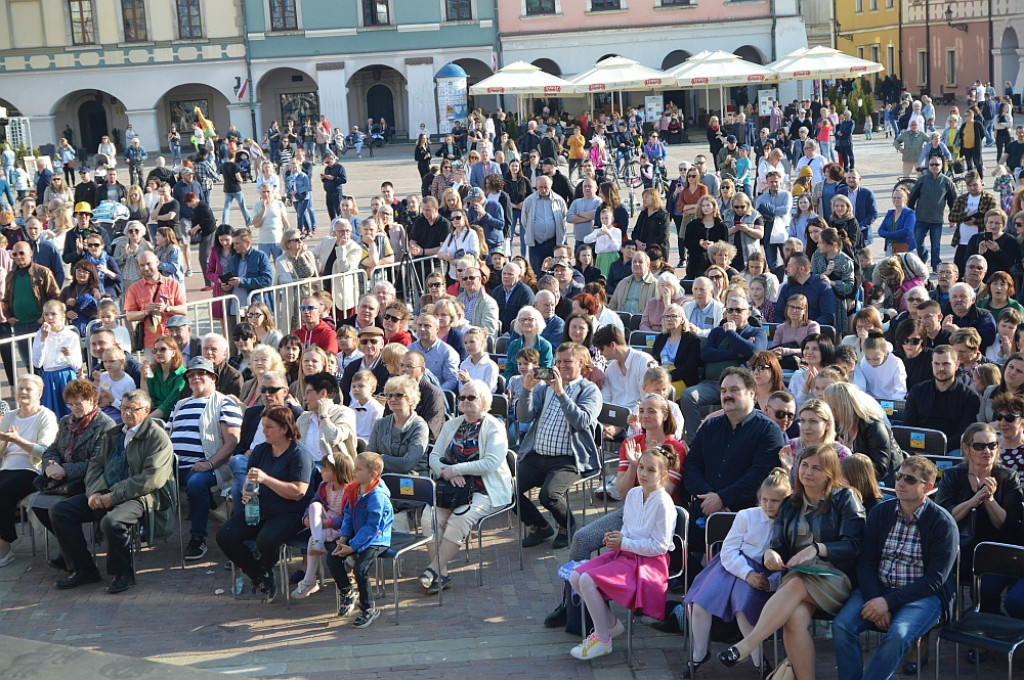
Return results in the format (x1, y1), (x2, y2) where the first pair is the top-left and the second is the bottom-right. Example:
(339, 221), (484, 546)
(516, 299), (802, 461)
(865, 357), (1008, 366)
(220, 149), (252, 227)
(183, 192), (217, 289)
(794, 140), (827, 186)
(567, 178), (602, 244)
(124, 251), (187, 358)
(123, 138), (148, 188)
(1, 241), (59, 387)
(908, 156), (958, 270)
(948, 171), (999, 278)
(832, 456), (958, 680)
(22, 217), (65, 287)
(220, 228), (273, 316)
(515, 342), (601, 550)
(320, 153), (347, 220)
(836, 169), (879, 248)
(521, 175), (568, 276)
(407, 196), (450, 258)
(49, 391), (173, 593)
(754, 171), (793, 269)
(957, 109), (986, 174)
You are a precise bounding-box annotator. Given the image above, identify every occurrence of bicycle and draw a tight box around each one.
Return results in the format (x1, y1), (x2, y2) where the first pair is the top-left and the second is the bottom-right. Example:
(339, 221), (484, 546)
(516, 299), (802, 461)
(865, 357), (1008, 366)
(892, 164), (968, 196)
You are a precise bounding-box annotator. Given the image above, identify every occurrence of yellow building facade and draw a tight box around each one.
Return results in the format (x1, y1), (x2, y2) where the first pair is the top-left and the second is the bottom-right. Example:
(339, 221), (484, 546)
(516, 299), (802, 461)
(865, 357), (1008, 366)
(834, 0), (901, 82)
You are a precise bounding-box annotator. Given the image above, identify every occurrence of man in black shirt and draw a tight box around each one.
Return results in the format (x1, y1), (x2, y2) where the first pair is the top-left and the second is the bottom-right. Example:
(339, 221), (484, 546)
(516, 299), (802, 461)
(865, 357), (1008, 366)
(999, 125), (1024, 176)
(73, 168), (98, 210)
(145, 157), (176, 187)
(901, 345), (980, 453)
(185, 192), (218, 288)
(320, 154), (347, 220)
(219, 150), (251, 227)
(407, 196), (450, 257)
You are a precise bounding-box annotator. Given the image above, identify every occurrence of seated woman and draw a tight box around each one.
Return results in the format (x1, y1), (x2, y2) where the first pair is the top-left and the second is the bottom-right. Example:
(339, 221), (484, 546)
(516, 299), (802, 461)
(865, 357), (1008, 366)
(771, 294), (821, 370)
(0, 375), (59, 567)
(31, 380), (116, 554)
(216, 405), (312, 602)
(431, 298), (466, 360)
(639, 273), (686, 333)
(418, 380), (512, 592)
(651, 303), (701, 398)
(504, 307), (553, 380)
(718, 444), (866, 679)
(787, 333), (836, 408)
(368, 376), (430, 475)
(994, 392), (1024, 474)
(569, 444), (679, 660)
(822, 381), (904, 485)
(381, 300), (413, 346)
(684, 469), (791, 677)
(779, 398), (852, 481)
(985, 309), (1023, 365)
(977, 270), (1024, 318)
(240, 345), (285, 408)
(935, 422), (1023, 614)
(841, 308), (885, 360)
(290, 345), (328, 400)
(894, 319), (934, 392)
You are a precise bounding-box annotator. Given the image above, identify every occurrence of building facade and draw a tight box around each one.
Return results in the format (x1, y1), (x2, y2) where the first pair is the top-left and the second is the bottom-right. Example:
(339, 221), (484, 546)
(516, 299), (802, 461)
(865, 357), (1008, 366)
(835, 0), (900, 82)
(497, 0), (808, 122)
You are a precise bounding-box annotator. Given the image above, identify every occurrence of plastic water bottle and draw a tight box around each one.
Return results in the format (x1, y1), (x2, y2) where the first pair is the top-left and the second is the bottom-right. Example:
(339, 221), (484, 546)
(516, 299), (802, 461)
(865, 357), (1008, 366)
(243, 489), (260, 524)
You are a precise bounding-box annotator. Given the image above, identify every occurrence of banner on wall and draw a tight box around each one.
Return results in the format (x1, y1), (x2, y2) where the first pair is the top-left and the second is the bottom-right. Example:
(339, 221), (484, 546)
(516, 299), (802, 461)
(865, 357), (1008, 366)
(436, 63), (468, 136)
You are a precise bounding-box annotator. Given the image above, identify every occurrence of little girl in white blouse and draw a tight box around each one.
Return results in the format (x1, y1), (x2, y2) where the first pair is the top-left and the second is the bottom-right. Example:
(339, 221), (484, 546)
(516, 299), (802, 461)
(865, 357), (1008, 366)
(32, 299), (82, 419)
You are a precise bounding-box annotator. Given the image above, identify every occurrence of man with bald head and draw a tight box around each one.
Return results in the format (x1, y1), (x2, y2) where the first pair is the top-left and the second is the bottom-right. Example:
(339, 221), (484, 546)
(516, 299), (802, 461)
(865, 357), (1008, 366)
(21, 217), (65, 287)
(680, 276), (724, 339)
(2, 241), (60, 385)
(124, 250), (187, 357)
(494, 260), (535, 334)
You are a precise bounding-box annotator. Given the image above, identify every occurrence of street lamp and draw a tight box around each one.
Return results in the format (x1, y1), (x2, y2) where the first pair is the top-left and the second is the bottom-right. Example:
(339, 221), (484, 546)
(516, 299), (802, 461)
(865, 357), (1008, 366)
(945, 4), (968, 32)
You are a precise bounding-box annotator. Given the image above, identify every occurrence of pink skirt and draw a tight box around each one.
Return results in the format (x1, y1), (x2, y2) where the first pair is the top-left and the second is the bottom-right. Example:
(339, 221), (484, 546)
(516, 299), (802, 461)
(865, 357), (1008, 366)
(575, 549), (670, 620)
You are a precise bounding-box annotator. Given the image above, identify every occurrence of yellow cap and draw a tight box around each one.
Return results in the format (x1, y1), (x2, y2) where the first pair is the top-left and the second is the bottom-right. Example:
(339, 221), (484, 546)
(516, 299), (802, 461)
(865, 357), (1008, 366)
(73, 201), (93, 215)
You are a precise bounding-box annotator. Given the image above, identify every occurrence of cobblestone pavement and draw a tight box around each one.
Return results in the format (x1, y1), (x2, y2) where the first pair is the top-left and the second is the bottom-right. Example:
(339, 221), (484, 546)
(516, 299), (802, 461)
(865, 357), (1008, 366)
(0, 122), (1015, 679)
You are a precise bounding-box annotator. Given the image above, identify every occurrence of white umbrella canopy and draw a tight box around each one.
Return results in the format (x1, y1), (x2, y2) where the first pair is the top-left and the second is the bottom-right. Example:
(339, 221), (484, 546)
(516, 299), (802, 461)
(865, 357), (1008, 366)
(468, 61), (576, 96)
(667, 50), (775, 88)
(767, 45), (884, 82)
(570, 55), (671, 93)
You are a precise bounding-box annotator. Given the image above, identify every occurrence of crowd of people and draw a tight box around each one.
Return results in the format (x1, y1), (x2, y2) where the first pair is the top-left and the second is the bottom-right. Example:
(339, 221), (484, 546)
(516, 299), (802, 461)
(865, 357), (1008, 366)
(0, 90), (1022, 673)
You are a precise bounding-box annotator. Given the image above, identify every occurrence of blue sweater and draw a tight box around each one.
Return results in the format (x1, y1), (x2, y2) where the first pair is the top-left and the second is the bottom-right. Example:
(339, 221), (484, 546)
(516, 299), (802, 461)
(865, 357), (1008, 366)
(336, 481), (393, 553)
(775, 276), (836, 326)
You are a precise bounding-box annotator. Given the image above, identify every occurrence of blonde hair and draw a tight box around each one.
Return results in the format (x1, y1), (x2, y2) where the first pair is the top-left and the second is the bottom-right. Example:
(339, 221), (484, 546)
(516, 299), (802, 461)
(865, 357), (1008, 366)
(694, 194), (720, 220)
(799, 398), (838, 447)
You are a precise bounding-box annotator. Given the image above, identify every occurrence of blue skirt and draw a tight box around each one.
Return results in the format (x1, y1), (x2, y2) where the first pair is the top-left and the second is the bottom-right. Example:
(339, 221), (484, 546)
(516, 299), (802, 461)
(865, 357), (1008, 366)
(41, 367), (78, 420)
(685, 553), (772, 624)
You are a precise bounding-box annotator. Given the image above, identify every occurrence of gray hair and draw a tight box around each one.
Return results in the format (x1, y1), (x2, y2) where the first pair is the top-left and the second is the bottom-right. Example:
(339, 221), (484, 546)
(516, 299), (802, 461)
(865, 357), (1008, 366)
(949, 282), (976, 299)
(460, 379), (493, 411)
(905, 285), (929, 301)
(374, 280), (396, 296)
(121, 389), (152, 409)
(201, 332), (229, 352)
(514, 306), (546, 335)
(966, 254), (988, 270)
(261, 370), (288, 385)
(18, 374), (44, 393)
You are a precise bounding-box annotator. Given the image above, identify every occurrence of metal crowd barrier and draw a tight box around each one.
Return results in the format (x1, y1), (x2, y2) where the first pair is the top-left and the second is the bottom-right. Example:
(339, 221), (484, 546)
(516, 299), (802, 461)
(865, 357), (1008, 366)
(248, 269), (366, 335)
(368, 255), (445, 310)
(0, 331), (39, 402)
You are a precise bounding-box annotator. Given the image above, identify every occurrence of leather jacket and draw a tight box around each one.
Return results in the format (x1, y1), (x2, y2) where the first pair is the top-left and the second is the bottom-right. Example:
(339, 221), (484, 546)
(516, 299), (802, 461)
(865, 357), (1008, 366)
(771, 486), (866, 584)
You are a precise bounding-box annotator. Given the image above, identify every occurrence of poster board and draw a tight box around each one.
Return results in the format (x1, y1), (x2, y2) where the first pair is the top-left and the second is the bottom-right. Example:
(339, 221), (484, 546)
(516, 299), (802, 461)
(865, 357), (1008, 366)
(645, 95), (663, 125)
(758, 89), (778, 118)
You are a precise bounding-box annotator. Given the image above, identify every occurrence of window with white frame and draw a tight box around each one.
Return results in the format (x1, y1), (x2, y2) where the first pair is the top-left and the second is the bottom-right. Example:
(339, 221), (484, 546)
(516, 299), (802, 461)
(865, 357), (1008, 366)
(589, 0), (622, 9)
(887, 45), (896, 78)
(526, 0), (556, 15)
(270, 0), (298, 31)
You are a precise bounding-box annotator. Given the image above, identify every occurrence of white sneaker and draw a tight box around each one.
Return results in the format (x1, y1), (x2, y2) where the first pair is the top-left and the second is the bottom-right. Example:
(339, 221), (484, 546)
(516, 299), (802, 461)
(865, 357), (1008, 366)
(570, 633), (613, 660)
(609, 618), (625, 639)
(0, 551), (14, 568)
(290, 581), (320, 599)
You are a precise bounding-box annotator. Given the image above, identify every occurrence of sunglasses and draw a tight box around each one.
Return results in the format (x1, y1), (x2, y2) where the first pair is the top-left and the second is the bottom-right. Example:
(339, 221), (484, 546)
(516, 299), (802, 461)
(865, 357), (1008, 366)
(709, 274), (724, 281)
(382, 314), (403, 323)
(359, 338), (381, 345)
(894, 472), (924, 485)
(288, 238), (301, 243)
(993, 412), (1022, 423)
(451, 216), (464, 221)
(384, 392), (406, 400)
(260, 386), (285, 394)
(970, 441), (999, 452)
(751, 364), (772, 372)
(86, 243), (103, 248)
(460, 276), (479, 282)
(774, 410), (796, 421)
(902, 337), (923, 346)
(300, 305), (318, 312)
(458, 395), (478, 402)
(726, 307), (748, 314)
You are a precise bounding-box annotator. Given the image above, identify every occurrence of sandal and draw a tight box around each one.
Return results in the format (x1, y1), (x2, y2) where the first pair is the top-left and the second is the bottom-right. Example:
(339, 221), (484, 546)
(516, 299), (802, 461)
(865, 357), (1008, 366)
(417, 567), (438, 589)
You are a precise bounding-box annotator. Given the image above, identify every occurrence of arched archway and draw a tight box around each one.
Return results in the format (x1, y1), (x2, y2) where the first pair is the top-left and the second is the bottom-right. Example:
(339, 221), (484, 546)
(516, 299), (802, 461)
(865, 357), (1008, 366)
(1001, 28), (1020, 95)
(51, 90), (127, 161)
(257, 67), (319, 134)
(155, 84), (232, 152)
(532, 58), (562, 76)
(733, 46), (766, 65)
(347, 65), (408, 136)
(452, 58), (496, 113)
(662, 50), (691, 71)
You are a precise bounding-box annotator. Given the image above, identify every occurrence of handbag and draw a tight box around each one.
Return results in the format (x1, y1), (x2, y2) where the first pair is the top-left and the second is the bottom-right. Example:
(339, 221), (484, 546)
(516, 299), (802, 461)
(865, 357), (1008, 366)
(891, 242), (910, 254)
(767, 658), (796, 680)
(434, 479), (475, 514)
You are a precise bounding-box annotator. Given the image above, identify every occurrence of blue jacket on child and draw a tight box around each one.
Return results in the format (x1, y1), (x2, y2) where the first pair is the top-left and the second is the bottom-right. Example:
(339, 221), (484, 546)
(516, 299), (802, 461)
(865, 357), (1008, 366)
(335, 480), (393, 553)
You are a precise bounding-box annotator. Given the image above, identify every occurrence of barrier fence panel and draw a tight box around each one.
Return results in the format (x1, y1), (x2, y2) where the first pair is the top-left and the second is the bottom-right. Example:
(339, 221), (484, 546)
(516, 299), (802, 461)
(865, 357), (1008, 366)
(0, 331), (40, 402)
(369, 255), (444, 310)
(248, 269), (366, 335)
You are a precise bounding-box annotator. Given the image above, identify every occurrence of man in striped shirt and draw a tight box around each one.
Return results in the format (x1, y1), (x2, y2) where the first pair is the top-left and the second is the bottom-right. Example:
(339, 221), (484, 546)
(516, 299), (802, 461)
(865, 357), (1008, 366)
(169, 357), (242, 561)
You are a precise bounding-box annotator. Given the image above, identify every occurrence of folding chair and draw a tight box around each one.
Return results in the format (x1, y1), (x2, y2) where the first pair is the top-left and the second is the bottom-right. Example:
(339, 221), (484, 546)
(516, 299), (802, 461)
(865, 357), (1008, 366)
(494, 335), (509, 356)
(922, 454), (961, 481)
(818, 325), (837, 345)
(494, 374), (506, 395)
(891, 426), (948, 457)
(617, 311), (633, 329)
(564, 450), (604, 542)
(466, 451), (522, 585)
(17, 494), (38, 557)
(878, 399), (907, 425)
(626, 505), (689, 667)
(595, 403), (632, 511)
(684, 512), (736, 678)
(442, 389), (457, 416)
(379, 474), (442, 623)
(629, 314), (643, 332)
(764, 323), (778, 343)
(488, 394), (510, 425)
(934, 541), (1024, 680)
(628, 330), (658, 354)
(680, 279), (695, 295)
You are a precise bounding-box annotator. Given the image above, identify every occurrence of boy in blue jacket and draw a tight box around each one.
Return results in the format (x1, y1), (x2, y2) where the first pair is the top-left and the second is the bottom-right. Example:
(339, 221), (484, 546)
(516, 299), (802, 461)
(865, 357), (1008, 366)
(330, 451), (393, 628)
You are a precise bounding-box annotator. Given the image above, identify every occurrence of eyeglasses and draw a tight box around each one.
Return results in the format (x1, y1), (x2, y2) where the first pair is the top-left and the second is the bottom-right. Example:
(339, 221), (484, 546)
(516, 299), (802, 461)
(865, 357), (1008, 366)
(708, 274), (724, 281)
(288, 238), (301, 243)
(260, 386), (285, 394)
(902, 337), (923, 346)
(86, 242), (103, 248)
(662, 314), (681, 320)
(120, 405), (147, 413)
(752, 365), (772, 372)
(993, 412), (1022, 423)
(894, 472), (924, 485)
(153, 347), (171, 354)
(970, 441), (999, 452)
(359, 338), (381, 345)
(458, 395), (478, 402)
(967, 264), (985, 270)
(246, 311), (264, 319)
(382, 314), (403, 323)
(773, 410), (796, 421)
(725, 307), (748, 314)
(300, 305), (318, 312)
(384, 392), (407, 400)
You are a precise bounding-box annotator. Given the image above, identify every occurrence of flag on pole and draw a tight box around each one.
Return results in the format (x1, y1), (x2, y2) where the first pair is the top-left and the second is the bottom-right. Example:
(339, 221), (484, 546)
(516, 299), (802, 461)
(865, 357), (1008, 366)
(237, 78), (249, 100)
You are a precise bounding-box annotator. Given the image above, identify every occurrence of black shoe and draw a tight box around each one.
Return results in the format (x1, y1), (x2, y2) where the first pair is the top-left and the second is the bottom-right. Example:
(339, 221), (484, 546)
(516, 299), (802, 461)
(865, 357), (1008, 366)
(521, 524), (555, 548)
(55, 570), (102, 589)
(551, 530), (569, 550)
(184, 536), (207, 561)
(258, 570), (277, 604)
(681, 651), (711, 679)
(717, 646), (742, 668)
(106, 573), (136, 594)
(544, 602), (567, 628)
(427, 573), (452, 593)
(47, 555), (69, 572)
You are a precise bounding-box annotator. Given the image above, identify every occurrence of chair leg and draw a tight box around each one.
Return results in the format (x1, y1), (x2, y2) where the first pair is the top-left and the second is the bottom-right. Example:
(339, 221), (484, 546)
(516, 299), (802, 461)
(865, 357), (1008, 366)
(477, 526), (484, 587)
(392, 558), (400, 625)
(627, 609), (634, 667)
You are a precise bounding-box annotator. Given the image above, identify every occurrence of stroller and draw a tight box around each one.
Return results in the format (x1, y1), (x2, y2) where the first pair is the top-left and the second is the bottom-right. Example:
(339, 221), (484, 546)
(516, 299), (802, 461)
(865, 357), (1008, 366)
(236, 148), (252, 182)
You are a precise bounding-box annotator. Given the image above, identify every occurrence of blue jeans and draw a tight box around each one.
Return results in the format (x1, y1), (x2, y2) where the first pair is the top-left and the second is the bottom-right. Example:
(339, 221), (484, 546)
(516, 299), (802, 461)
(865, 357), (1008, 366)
(528, 240), (556, 279)
(180, 467), (218, 539)
(257, 242), (283, 263)
(222, 191), (252, 226)
(294, 197), (312, 234)
(833, 588), (942, 680)
(170, 146), (182, 166)
(914, 220), (943, 269)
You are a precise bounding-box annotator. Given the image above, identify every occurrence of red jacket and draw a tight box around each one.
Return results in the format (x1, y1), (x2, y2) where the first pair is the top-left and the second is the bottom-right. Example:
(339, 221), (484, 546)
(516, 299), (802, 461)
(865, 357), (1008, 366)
(296, 320), (339, 353)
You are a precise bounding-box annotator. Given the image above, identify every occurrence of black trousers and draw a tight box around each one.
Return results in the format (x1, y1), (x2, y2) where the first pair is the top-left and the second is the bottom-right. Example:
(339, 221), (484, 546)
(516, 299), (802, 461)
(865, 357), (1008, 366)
(325, 542), (387, 611)
(962, 145), (984, 174)
(514, 452), (579, 531)
(216, 510), (303, 581)
(50, 494), (144, 576)
(0, 470), (38, 544)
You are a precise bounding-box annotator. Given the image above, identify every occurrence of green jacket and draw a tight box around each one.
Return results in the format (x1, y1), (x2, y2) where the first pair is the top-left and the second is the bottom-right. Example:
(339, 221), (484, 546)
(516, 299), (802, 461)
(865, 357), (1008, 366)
(86, 417), (177, 541)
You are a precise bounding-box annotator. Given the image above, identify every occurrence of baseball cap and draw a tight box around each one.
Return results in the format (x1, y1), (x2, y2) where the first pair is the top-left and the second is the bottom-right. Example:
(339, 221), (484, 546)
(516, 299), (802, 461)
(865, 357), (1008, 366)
(726, 135), (738, 144)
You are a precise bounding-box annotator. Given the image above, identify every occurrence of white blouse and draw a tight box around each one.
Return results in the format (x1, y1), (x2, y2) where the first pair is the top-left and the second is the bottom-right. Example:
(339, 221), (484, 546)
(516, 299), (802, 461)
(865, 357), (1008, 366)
(32, 326), (82, 372)
(620, 486), (675, 557)
(720, 506), (776, 581)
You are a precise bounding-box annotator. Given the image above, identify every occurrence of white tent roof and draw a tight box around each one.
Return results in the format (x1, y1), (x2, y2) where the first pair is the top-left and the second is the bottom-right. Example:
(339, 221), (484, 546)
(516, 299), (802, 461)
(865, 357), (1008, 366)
(468, 61), (576, 96)
(666, 50), (775, 88)
(767, 45), (884, 82)
(569, 56), (670, 93)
